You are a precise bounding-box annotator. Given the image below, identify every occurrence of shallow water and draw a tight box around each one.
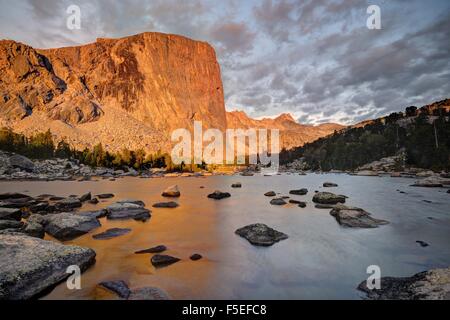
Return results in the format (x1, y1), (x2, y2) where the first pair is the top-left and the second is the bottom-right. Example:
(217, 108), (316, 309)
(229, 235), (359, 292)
(1, 173), (450, 300)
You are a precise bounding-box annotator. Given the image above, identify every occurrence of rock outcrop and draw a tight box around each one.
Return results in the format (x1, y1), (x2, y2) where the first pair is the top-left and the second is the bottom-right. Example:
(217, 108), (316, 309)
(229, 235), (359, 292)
(0, 33), (226, 153)
(0, 233), (95, 299)
(358, 267), (450, 300)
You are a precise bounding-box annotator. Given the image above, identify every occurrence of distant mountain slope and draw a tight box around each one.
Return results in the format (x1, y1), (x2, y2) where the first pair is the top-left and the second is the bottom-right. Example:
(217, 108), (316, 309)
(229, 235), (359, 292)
(226, 110), (344, 150)
(280, 99), (450, 171)
(0, 32), (343, 154)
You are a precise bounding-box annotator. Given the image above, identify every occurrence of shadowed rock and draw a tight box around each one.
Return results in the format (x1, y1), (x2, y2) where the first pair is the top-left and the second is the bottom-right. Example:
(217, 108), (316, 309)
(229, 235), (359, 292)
(330, 204), (389, 228)
(207, 191), (231, 200)
(323, 182), (338, 187)
(0, 233), (96, 299)
(312, 192), (347, 204)
(79, 192), (92, 202)
(135, 245), (167, 254)
(416, 240), (429, 247)
(151, 254), (180, 268)
(152, 202), (179, 208)
(357, 267), (450, 300)
(128, 287), (170, 300)
(190, 254), (202, 261)
(106, 202), (151, 221)
(96, 193), (115, 199)
(93, 228), (131, 240)
(9, 154), (35, 172)
(231, 183), (242, 188)
(289, 188), (308, 195)
(235, 223), (288, 246)
(0, 220), (23, 230)
(0, 193), (31, 200)
(0, 208), (22, 221)
(99, 280), (131, 299)
(270, 198), (287, 206)
(43, 212), (101, 241)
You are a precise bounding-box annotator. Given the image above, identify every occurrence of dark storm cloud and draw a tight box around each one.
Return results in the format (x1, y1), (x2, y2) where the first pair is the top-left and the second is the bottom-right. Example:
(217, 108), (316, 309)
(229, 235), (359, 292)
(0, 0), (449, 124)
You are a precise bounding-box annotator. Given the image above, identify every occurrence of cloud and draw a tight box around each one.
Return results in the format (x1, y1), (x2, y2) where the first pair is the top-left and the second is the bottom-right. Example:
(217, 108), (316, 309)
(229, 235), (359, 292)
(0, 0), (449, 125)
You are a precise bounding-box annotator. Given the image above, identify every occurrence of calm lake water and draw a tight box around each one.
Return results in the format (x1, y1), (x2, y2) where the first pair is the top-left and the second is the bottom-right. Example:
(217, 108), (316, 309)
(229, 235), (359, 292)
(1, 173), (450, 300)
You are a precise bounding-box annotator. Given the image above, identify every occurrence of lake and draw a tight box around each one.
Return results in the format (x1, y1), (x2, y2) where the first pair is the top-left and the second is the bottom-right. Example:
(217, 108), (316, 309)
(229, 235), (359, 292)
(1, 173), (449, 299)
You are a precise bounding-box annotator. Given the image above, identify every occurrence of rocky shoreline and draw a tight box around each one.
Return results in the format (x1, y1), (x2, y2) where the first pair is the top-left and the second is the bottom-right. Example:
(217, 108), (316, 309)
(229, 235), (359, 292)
(1, 151), (449, 300)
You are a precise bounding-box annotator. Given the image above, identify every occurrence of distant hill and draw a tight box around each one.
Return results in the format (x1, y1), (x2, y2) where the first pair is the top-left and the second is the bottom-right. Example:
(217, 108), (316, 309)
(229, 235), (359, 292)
(280, 99), (450, 171)
(226, 110), (344, 150)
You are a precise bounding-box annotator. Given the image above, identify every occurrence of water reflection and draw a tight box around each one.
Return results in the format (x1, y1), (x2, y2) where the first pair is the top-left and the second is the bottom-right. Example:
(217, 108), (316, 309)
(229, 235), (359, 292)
(1, 174), (449, 299)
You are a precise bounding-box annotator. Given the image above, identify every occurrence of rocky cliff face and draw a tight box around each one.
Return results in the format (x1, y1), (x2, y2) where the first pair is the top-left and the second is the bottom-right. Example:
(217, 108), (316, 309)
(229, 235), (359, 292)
(1, 32), (341, 153)
(226, 110), (344, 150)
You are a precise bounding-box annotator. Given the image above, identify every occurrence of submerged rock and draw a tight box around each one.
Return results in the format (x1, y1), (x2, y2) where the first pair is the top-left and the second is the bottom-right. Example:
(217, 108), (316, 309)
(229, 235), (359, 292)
(99, 280), (131, 299)
(190, 253), (202, 261)
(207, 191), (231, 200)
(0, 234), (96, 299)
(312, 192), (347, 204)
(235, 223), (288, 246)
(416, 240), (430, 247)
(152, 201), (179, 208)
(162, 185), (180, 198)
(135, 245), (167, 254)
(330, 204), (389, 228)
(92, 228), (131, 240)
(151, 254), (181, 268)
(264, 191), (276, 197)
(289, 188), (308, 195)
(231, 183), (242, 188)
(289, 200), (306, 207)
(323, 182), (338, 187)
(96, 193), (115, 199)
(43, 212), (101, 241)
(357, 267), (450, 300)
(270, 198), (287, 206)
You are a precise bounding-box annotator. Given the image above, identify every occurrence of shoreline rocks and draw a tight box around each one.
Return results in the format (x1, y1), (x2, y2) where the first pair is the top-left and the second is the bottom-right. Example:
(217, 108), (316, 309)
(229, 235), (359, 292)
(235, 223), (288, 246)
(357, 267), (450, 300)
(0, 233), (96, 300)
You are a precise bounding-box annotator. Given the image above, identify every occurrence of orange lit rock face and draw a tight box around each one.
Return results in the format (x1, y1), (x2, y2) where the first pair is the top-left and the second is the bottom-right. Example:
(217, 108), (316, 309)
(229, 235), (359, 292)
(0, 32), (341, 153)
(226, 110), (344, 150)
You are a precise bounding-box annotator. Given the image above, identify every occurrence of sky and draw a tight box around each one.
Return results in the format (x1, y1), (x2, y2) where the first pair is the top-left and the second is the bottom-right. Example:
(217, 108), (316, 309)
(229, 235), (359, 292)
(0, 0), (449, 125)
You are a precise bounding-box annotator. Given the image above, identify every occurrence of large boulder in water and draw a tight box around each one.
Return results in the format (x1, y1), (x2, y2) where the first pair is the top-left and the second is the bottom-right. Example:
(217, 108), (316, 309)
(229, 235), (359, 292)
(330, 204), (389, 228)
(106, 201), (151, 221)
(358, 267), (450, 300)
(42, 212), (101, 241)
(0, 233), (96, 299)
(235, 223), (288, 246)
(312, 192), (347, 204)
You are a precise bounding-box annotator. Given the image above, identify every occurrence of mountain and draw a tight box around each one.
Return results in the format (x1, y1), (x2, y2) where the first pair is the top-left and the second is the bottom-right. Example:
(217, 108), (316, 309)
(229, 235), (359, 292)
(280, 99), (450, 171)
(1, 32), (341, 154)
(226, 110), (344, 150)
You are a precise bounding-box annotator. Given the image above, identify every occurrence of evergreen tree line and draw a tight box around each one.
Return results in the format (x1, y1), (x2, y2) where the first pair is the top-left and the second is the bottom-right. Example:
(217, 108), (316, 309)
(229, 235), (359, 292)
(280, 105), (450, 171)
(0, 127), (202, 171)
